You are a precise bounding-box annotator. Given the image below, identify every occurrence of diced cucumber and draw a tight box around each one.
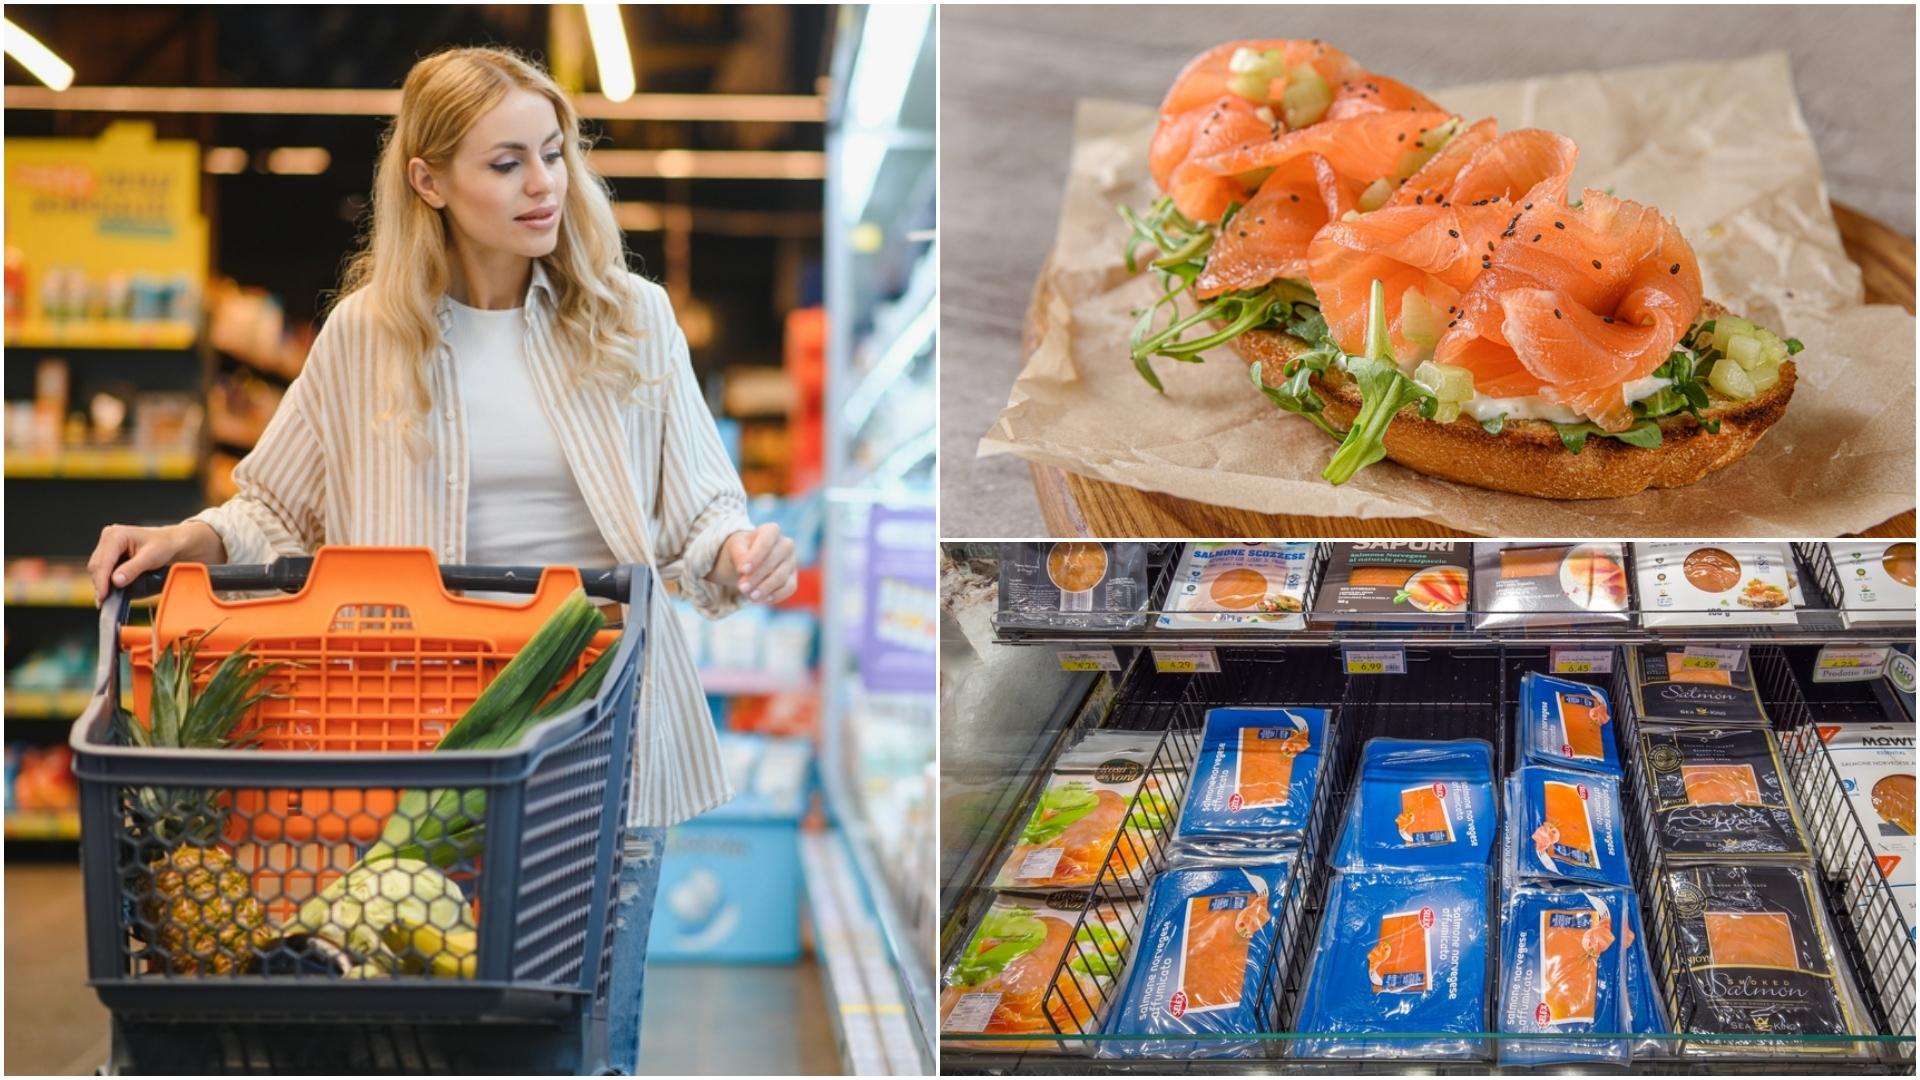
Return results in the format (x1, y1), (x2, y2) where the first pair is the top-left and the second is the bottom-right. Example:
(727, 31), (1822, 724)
(1759, 335), (1789, 365)
(1431, 401), (1462, 425)
(1413, 359), (1476, 403)
(1708, 355), (1757, 400)
(1400, 290), (1441, 349)
(1726, 333), (1764, 371)
(1229, 49), (1291, 105)
(1281, 64), (1332, 128)
(1748, 362), (1781, 393)
(1392, 119), (1459, 181)
(1358, 177), (1393, 213)
(1228, 72), (1271, 102)
(1710, 316), (1754, 354)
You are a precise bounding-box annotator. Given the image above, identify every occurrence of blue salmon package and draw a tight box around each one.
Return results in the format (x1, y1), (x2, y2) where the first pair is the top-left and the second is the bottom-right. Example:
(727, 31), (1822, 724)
(1102, 860), (1294, 1059)
(1293, 865), (1492, 1059)
(1620, 893), (1670, 1058)
(1177, 708), (1330, 850)
(1331, 739), (1496, 870)
(1496, 886), (1629, 1066)
(1517, 672), (1621, 777)
(1510, 765), (1631, 888)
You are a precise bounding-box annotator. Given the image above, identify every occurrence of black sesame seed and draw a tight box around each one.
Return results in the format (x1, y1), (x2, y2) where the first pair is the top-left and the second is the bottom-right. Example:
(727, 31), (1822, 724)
(1532, 234), (1542, 242)
(1238, 230), (1248, 238)
(1414, 140), (1424, 148)
(1448, 229), (1460, 238)
(1669, 263), (1680, 275)
(1523, 203), (1533, 210)
(1554, 221), (1565, 229)
(1397, 133), (1406, 142)
(1415, 194), (1424, 205)
(1603, 316), (1614, 324)
(1289, 193), (1300, 202)
(1592, 259), (1602, 270)
(1553, 308), (1562, 319)
(1488, 241), (1496, 252)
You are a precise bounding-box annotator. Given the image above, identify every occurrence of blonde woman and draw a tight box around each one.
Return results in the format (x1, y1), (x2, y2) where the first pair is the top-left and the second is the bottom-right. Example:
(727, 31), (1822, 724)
(86, 45), (794, 1071)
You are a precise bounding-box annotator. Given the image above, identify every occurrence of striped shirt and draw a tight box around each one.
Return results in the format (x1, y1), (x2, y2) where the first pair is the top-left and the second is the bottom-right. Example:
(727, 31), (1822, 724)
(189, 259), (745, 825)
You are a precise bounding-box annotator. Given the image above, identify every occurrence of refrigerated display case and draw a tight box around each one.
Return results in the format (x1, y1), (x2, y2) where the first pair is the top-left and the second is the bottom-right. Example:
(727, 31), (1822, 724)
(940, 542), (1917, 1074)
(811, 4), (936, 1074)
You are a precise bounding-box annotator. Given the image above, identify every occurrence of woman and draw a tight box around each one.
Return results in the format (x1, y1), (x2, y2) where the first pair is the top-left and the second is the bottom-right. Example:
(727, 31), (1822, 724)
(85, 45), (794, 1072)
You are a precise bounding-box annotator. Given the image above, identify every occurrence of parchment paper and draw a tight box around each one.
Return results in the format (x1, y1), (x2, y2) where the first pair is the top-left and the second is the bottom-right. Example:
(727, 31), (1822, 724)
(979, 52), (1916, 536)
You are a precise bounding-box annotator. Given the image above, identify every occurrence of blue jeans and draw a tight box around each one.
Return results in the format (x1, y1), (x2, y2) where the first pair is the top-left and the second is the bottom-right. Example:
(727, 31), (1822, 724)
(607, 825), (667, 1074)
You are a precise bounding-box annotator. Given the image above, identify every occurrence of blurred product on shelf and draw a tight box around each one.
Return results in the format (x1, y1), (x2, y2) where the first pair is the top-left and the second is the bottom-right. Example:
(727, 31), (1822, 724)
(7, 634), (96, 693)
(8, 744), (78, 813)
(25, 265), (198, 326)
(208, 370), (285, 449)
(5, 557), (94, 605)
(206, 277), (311, 381)
(1629, 645), (1771, 727)
(1825, 541), (1918, 626)
(940, 893), (1140, 1049)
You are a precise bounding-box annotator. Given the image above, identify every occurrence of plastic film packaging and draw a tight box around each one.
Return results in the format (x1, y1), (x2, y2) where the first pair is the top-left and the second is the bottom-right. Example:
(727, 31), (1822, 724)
(1809, 722), (1916, 942)
(1641, 726), (1812, 861)
(1331, 739), (1497, 871)
(1292, 865), (1493, 1060)
(1509, 765), (1633, 888)
(1101, 858), (1294, 1059)
(1633, 542), (1798, 626)
(997, 542), (1150, 631)
(1158, 543), (1315, 630)
(1310, 543), (1472, 626)
(1496, 886), (1631, 1066)
(1517, 671), (1622, 777)
(1825, 541), (1917, 626)
(940, 892), (1143, 1050)
(1620, 893), (1672, 1060)
(995, 758), (1172, 890)
(1473, 542), (1632, 629)
(1176, 707), (1330, 852)
(1630, 645), (1771, 727)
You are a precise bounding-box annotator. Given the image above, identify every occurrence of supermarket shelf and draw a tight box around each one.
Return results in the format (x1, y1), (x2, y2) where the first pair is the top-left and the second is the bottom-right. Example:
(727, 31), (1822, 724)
(992, 615), (1917, 650)
(4, 809), (80, 840)
(6, 320), (198, 350)
(5, 578), (96, 607)
(699, 669), (817, 696)
(6, 688), (95, 719)
(5, 447), (198, 479)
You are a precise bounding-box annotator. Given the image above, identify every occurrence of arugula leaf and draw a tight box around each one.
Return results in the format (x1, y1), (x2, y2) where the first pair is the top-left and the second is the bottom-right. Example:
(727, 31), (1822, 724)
(1642, 347), (1721, 435)
(1553, 419), (1663, 454)
(1322, 281), (1435, 485)
(1785, 337), (1804, 355)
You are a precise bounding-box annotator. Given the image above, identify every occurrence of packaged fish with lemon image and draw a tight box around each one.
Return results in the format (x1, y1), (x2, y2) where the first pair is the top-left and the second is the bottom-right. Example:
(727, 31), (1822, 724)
(1642, 726), (1811, 861)
(1497, 886), (1630, 1066)
(1292, 865), (1492, 1059)
(1158, 542), (1316, 630)
(1510, 765), (1632, 888)
(1517, 671), (1621, 777)
(940, 892), (1141, 1050)
(1102, 859), (1293, 1059)
(1177, 707), (1330, 851)
(1331, 739), (1496, 871)
(995, 759), (1173, 890)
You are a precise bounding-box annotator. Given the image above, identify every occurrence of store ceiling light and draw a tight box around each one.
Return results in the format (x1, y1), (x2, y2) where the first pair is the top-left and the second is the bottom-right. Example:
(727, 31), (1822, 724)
(265, 147), (330, 175)
(583, 4), (636, 105)
(3, 86), (823, 122)
(839, 3), (931, 220)
(590, 149), (825, 180)
(203, 147), (248, 174)
(3, 17), (74, 92)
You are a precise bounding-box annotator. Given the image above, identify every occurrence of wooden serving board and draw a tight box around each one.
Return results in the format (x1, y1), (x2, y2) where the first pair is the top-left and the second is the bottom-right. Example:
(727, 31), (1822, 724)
(1028, 200), (1915, 539)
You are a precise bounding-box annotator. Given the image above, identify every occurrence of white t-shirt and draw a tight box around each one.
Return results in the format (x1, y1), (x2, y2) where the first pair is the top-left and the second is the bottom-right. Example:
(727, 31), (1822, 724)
(446, 297), (619, 594)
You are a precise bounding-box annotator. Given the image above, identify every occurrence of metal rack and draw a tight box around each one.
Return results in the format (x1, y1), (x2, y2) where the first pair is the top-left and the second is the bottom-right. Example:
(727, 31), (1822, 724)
(942, 640), (1917, 1074)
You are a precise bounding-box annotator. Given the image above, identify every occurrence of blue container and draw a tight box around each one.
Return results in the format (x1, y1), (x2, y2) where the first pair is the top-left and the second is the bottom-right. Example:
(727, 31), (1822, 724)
(1331, 739), (1496, 871)
(1508, 766), (1632, 888)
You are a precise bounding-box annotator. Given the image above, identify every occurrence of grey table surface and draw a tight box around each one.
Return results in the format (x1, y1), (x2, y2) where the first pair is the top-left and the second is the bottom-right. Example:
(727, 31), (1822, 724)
(938, 4), (1917, 538)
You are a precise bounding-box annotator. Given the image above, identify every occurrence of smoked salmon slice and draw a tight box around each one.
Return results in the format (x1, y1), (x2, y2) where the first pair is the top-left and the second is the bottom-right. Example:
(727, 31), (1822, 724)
(1683, 764), (1764, 806)
(1368, 911), (1430, 992)
(1325, 73), (1443, 121)
(1704, 911), (1798, 969)
(1157, 39), (1365, 119)
(1175, 108), (1458, 222)
(1540, 907), (1615, 1024)
(1180, 892), (1269, 1010)
(1195, 153), (1359, 297)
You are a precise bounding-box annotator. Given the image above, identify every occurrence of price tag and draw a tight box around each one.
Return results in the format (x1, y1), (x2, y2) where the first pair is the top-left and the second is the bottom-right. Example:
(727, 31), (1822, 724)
(1550, 648), (1614, 675)
(1056, 647), (1121, 673)
(1813, 646), (1891, 684)
(1680, 646), (1745, 672)
(1153, 648), (1219, 674)
(1343, 647), (1406, 676)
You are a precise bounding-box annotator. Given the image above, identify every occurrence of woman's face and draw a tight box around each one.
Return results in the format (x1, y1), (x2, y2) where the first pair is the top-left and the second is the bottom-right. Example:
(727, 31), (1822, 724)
(408, 88), (569, 261)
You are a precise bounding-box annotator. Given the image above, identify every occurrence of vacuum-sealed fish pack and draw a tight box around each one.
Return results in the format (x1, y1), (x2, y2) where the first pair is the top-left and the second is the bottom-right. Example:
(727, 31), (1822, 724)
(1158, 543), (1315, 630)
(1516, 671), (1621, 776)
(1331, 739), (1497, 871)
(940, 893), (1142, 1050)
(1293, 866), (1493, 1059)
(1629, 646), (1770, 727)
(996, 761), (1172, 890)
(1177, 707), (1330, 851)
(1641, 726), (1811, 861)
(1620, 893), (1671, 1059)
(1509, 765), (1632, 888)
(1472, 542), (1632, 629)
(1102, 860), (1294, 1059)
(997, 542), (1151, 631)
(1660, 864), (1869, 1056)
(1496, 886), (1630, 1066)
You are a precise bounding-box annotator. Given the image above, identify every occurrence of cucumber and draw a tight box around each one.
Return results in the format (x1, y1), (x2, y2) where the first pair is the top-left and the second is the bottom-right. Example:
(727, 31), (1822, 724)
(1281, 64), (1332, 128)
(1708, 355), (1757, 400)
(1413, 360), (1475, 403)
(1726, 333), (1764, 371)
(1710, 316), (1754, 354)
(1357, 177), (1393, 213)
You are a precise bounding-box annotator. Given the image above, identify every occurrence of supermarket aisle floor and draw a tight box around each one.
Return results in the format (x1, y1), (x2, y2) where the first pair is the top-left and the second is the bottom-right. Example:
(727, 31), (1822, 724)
(5, 864), (840, 1076)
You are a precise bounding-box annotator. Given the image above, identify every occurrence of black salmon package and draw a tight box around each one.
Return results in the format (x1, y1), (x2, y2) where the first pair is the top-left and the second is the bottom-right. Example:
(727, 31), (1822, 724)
(1310, 543), (1471, 625)
(1331, 739), (1497, 871)
(1661, 864), (1867, 1054)
(1472, 542), (1632, 629)
(1496, 886), (1630, 1066)
(1101, 860), (1294, 1059)
(996, 542), (1150, 630)
(940, 892), (1142, 1050)
(1642, 727), (1811, 861)
(1517, 671), (1621, 776)
(1176, 707), (1330, 852)
(1629, 646), (1770, 727)
(1508, 766), (1632, 888)
(1292, 865), (1492, 1060)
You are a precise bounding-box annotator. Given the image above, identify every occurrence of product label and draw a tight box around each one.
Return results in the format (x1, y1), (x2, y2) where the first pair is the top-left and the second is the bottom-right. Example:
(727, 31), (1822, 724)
(1017, 847), (1065, 881)
(941, 992), (1002, 1033)
(1813, 645), (1892, 684)
(1153, 648), (1219, 674)
(1057, 647), (1121, 672)
(1551, 648), (1614, 675)
(1681, 646), (1745, 672)
(1344, 647), (1407, 675)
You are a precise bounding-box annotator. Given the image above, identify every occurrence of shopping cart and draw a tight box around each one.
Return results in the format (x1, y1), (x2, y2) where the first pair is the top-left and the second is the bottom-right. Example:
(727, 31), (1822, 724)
(68, 546), (649, 1074)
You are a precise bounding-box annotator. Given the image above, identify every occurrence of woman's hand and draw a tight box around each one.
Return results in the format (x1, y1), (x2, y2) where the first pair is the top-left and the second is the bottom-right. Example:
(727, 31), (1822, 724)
(709, 523), (798, 604)
(87, 522), (226, 606)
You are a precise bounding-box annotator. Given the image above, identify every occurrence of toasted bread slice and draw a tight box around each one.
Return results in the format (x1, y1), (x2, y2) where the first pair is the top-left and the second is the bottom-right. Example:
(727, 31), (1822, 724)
(1230, 299), (1796, 499)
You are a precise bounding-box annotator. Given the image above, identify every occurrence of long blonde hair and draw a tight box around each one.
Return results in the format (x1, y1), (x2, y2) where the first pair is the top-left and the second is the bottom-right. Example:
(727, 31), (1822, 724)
(335, 44), (649, 457)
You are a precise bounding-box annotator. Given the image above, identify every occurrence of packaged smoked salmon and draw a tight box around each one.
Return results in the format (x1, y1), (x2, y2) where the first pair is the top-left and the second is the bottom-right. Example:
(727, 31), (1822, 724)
(1310, 543), (1471, 625)
(1808, 723), (1915, 942)
(1659, 864), (1870, 1055)
(995, 762), (1172, 890)
(1517, 671), (1622, 776)
(1634, 542), (1799, 627)
(1101, 859), (1294, 1059)
(1496, 886), (1630, 1065)
(1176, 707), (1330, 852)
(1641, 726), (1812, 861)
(1158, 542), (1316, 630)
(1629, 645), (1771, 727)
(997, 542), (1151, 630)
(1825, 541), (1917, 626)
(1473, 543), (1632, 629)
(940, 892), (1142, 1050)
(1330, 738), (1497, 871)
(1620, 892), (1673, 1059)
(1292, 865), (1493, 1059)
(1508, 765), (1632, 888)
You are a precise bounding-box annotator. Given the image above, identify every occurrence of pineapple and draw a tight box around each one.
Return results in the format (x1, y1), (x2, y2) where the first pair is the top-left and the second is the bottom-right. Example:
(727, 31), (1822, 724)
(117, 626), (293, 975)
